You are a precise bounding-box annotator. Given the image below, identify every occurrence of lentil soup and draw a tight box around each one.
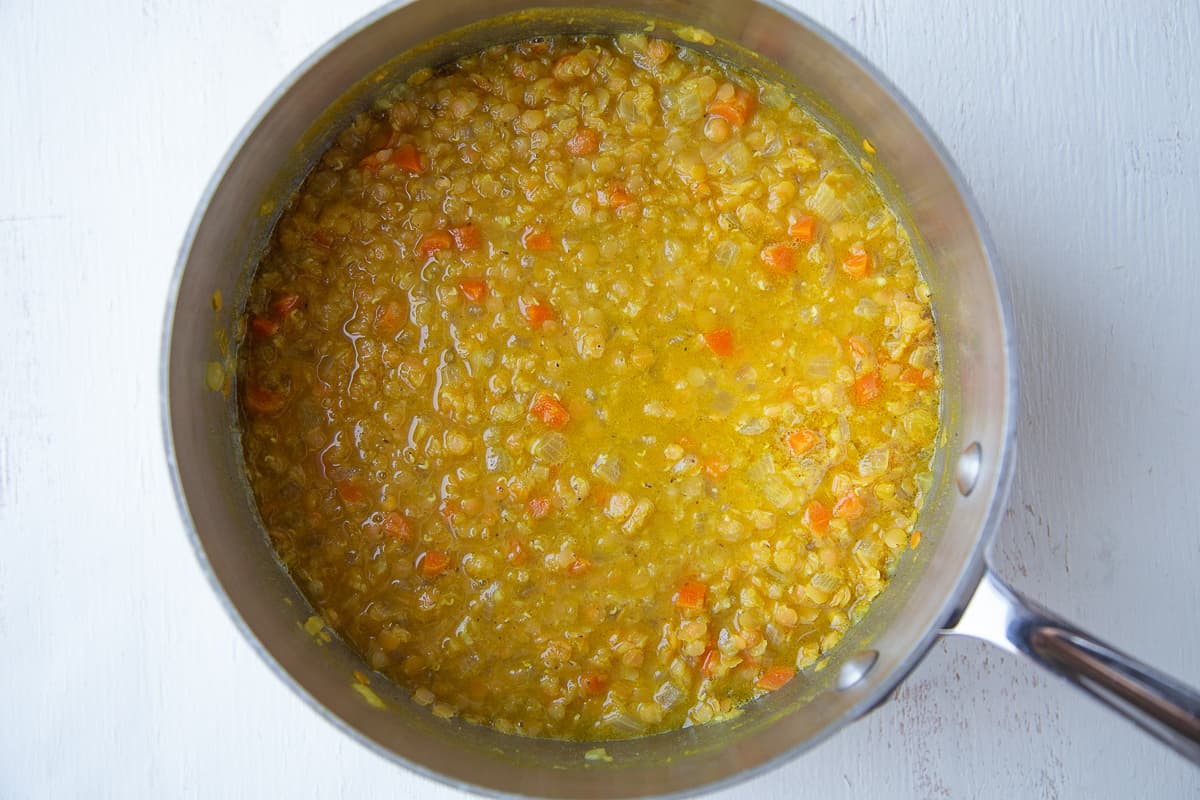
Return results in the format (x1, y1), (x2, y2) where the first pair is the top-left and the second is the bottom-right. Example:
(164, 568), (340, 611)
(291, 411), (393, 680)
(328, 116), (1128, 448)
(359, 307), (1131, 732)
(238, 33), (941, 740)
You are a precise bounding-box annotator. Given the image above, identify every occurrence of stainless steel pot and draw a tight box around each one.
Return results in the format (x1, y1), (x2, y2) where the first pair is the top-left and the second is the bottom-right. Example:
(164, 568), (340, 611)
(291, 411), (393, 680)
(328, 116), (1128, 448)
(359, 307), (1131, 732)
(162, 1), (1200, 795)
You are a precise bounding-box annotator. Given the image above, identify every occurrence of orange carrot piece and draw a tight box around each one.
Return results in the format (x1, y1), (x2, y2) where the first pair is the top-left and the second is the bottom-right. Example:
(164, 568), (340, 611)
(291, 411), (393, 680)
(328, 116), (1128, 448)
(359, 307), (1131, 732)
(756, 666), (796, 691)
(271, 293), (302, 318)
(392, 143), (424, 174)
(842, 245), (871, 278)
(833, 491), (865, 521)
(380, 511), (410, 539)
(706, 85), (756, 127)
(803, 500), (831, 534)
(523, 302), (554, 328)
(567, 127), (600, 156)
(419, 550), (450, 577)
(567, 557), (592, 576)
(449, 223), (482, 251)
(854, 371), (882, 404)
(522, 225), (554, 251)
(336, 481), (365, 504)
(528, 495), (552, 519)
(530, 392), (570, 429)
(374, 299), (406, 335)
(249, 315), (279, 337)
(789, 215), (817, 244)
(507, 538), (528, 566)
(787, 428), (819, 456)
(600, 181), (632, 209)
(674, 580), (708, 610)
(359, 143), (424, 174)
(458, 278), (489, 304)
(418, 230), (453, 259)
(703, 328), (734, 357)
(759, 243), (795, 275)
(579, 671), (609, 695)
(243, 383), (284, 415)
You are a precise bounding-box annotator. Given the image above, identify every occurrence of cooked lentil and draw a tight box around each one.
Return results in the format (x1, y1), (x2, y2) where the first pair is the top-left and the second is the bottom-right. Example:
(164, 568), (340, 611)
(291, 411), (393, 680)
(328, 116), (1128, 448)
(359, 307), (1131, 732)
(238, 33), (940, 740)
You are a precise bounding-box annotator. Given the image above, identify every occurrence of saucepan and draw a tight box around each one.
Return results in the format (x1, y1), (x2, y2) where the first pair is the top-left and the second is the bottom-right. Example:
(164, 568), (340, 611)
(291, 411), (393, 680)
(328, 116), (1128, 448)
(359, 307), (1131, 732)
(161, 0), (1200, 796)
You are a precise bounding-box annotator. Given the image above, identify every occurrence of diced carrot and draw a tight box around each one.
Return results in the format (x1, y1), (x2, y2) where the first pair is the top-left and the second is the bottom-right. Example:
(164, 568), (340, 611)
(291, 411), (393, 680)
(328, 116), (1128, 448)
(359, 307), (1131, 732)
(449, 223), (482, 251)
(833, 491), (865, 521)
(759, 243), (795, 275)
(567, 127), (600, 156)
(250, 315), (279, 337)
(507, 538), (528, 566)
(522, 225), (554, 251)
(854, 371), (882, 404)
(803, 500), (831, 534)
(703, 458), (730, 479)
(392, 143), (424, 174)
(528, 495), (552, 519)
(271, 293), (302, 318)
(523, 302), (555, 328)
(458, 278), (489, 304)
(419, 550), (450, 577)
(359, 143), (425, 174)
(374, 299), (406, 335)
(243, 383), (284, 415)
(706, 85), (756, 127)
(380, 511), (410, 539)
(674, 580), (708, 610)
(530, 392), (570, 429)
(699, 646), (719, 677)
(703, 328), (734, 357)
(590, 484), (612, 509)
(787, 428), (819, 456)
(842, 245), (871, 279)
(600, 181), (632, 209)
(418, 229), (454, 259)
(900, 367), (933, 388)
(579, 671), (608, 696)
(437, 499), (459, 520)
(336, 481), (365, 504)
(756, 666), (796, 691)
(567, 557), (592, 576)
(789, 215), (817, 244)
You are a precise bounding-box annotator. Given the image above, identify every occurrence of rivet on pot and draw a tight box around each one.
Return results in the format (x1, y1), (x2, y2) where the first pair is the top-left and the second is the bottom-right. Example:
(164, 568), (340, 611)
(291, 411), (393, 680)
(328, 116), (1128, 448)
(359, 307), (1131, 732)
(836, 650), (879, 690)
(956, 442), (982, 496)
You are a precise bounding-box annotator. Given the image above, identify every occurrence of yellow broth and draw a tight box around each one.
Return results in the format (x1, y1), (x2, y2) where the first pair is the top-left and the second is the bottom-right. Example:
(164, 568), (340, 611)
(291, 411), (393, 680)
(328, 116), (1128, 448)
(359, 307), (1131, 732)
(238, 34), (940, 739)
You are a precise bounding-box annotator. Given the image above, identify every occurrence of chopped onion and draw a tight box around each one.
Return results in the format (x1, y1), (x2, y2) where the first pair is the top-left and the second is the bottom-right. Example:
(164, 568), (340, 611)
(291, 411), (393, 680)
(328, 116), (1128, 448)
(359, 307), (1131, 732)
(592, 453), (622, 484)
(713, 239), (741, 267)
(533, 432), (569, 465)
(858, 447), (891, 478)
(806, 178), (844, 221)
(737, 416), (770, 435)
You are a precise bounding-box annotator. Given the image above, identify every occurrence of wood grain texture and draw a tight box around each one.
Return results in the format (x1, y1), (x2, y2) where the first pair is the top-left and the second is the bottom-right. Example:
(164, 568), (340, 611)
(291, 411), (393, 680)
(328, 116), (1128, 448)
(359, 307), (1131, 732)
(2, 0), (1197, 797)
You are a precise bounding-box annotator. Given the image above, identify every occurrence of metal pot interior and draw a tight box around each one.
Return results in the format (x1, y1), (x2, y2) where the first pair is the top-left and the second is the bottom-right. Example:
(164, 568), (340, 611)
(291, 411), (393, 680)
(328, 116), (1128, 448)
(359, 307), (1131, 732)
(163, 2), (1015, 797)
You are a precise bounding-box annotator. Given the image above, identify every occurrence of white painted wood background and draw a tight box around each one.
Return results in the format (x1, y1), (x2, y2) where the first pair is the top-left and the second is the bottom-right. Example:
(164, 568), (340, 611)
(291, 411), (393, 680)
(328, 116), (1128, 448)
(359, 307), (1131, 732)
(2, 0), (1197, 797)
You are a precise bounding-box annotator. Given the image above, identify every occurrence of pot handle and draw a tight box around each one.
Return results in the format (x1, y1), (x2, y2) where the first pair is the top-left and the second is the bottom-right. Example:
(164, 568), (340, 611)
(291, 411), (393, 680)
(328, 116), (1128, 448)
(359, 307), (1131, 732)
(943, 566), (1200, 764)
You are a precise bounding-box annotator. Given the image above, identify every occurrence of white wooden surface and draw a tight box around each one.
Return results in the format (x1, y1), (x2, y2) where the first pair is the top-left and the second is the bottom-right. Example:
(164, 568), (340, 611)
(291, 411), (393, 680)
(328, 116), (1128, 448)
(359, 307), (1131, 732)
(2, 0), (1198, 797)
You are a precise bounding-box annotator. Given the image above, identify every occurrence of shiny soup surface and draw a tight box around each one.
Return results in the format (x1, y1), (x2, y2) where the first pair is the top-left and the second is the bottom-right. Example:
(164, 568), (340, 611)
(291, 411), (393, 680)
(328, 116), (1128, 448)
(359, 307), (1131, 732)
(238, 33), (941, 740)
